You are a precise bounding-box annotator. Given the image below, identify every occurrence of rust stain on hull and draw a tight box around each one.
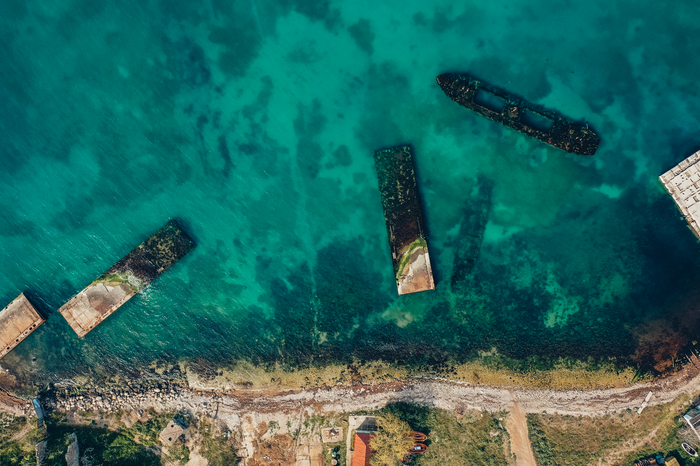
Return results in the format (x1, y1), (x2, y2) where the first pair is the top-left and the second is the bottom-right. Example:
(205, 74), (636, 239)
(436, 73), (600, 156)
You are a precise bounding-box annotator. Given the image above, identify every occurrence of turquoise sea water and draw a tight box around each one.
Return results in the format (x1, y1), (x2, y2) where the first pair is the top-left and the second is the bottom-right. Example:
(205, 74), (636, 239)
(2, 0), (700, 384)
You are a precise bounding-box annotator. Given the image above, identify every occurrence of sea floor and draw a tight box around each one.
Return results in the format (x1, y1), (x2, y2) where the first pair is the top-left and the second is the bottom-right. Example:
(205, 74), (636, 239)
(1, 0), (700, 387)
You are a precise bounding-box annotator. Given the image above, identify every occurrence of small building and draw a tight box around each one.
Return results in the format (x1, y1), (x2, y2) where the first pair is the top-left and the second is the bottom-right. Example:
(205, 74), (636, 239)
(160, 418), (186, 446)
(683, 404), (700, 441)
(351, 432), (374, 466)
(0, 293), (45, 359)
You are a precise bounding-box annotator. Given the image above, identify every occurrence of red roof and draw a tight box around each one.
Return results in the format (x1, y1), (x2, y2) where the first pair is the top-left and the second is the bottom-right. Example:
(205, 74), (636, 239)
(352, 433), (374, 466)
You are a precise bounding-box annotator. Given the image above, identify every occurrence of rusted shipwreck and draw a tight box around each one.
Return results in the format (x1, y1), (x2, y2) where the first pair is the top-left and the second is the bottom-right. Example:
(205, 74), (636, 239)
(59, 219), (195, 337)
(375, 145), (435, 295)
(0, 293), (44, 359)
(436, 73), (600, 155)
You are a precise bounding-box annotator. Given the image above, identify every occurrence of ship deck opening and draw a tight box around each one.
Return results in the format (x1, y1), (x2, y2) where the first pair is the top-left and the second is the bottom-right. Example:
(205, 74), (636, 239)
(474, 89), (507, 113)
(521, 109), (554, 133)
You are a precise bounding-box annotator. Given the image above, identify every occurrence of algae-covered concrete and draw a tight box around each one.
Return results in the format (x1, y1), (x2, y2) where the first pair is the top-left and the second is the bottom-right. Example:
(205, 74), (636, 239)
(374, 146), (435, 295)
(59, 219), (195, 337)
(0, 293), (44, 359)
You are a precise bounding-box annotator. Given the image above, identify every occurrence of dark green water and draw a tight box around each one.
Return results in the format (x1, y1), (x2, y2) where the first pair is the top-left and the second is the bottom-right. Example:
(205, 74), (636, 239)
(2, 0), (700, 385)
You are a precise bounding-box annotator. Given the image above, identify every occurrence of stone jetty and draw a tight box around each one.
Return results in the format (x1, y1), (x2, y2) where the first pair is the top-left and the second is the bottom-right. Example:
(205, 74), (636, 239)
(0, 293), (44, 359)
(374, 145), (435, 295)
(59, 219), (195, 337)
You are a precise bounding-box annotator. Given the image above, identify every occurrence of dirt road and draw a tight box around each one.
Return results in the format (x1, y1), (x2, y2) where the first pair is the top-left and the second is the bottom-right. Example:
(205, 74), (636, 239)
(506, 396), (537, 466)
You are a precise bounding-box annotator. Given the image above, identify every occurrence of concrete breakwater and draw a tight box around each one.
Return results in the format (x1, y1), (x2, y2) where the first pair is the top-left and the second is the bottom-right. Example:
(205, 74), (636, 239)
(59, 219), (195, 337)
(374, 145), (435, 295)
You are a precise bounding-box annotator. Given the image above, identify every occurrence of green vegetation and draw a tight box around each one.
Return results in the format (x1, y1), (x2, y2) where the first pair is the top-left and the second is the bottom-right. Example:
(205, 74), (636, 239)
(362, 402), (509, 465)
(0, 411), (163, 466)
(323, 443), (346, 466)
(162, 444), (190, 464)
(94, 272), (144, 292)
(369, 413), (415, 466)
(0, 415), (41, 465)
(43, 424), (159, 466)
(395, 237), (428, 279)
(198, 417), (239, 466)
(120, 409), (171, 446)
(528, 398), (700, 466)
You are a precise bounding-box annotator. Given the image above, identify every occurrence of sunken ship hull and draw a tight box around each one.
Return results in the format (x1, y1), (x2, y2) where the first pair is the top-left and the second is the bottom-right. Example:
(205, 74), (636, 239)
(436, 73), (600, 156)
(374, 145), (435, 295)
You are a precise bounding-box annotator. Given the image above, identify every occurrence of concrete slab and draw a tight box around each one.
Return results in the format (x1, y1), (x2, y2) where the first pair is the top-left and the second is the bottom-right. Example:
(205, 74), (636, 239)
(661, 150), (700, 238)
(59, 219), (195, 337)
(160, 418), (186, 446)
(0, 293), (45, 359)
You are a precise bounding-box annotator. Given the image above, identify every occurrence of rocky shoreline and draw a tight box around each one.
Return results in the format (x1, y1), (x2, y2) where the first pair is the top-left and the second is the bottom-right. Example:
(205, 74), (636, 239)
(1, 362), (697, 465)
(7, 356), (696, 424)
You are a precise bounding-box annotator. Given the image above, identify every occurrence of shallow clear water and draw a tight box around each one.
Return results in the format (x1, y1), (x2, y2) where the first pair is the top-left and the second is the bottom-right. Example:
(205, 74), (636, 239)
(2, 0), (700, 382)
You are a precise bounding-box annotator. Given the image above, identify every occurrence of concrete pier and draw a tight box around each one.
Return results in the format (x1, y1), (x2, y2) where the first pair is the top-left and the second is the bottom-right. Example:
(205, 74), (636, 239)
(0, 293), (44, 359)
(660, 150), (700, 238)
(374, 146), (435, 295)
(59, 219), (195, 337)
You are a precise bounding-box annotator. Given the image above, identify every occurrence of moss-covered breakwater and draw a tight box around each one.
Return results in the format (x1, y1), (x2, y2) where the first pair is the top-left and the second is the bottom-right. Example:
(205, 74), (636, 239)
(58, 220), (195, 337)
(374, 146), (435, 295)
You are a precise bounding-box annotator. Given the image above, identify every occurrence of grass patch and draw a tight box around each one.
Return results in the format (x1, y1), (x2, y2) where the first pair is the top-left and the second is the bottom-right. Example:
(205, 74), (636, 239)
(359, 402), (510, 465)
(0, 410), (169, 466)
(45, 425), (159, 466)
(163, 444), (190, 464)
(527, 396), (700, 466)
(322, 442), (346, 466)
(198, 417), (239, 466)
(119, 409), (171, 447)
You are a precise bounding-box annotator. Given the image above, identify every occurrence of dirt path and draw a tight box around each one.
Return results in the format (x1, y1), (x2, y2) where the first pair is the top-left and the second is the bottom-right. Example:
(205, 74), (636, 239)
(0, 388), (27, 416)
(596, 425), (661, 466)
(505, 396), (537, 466)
